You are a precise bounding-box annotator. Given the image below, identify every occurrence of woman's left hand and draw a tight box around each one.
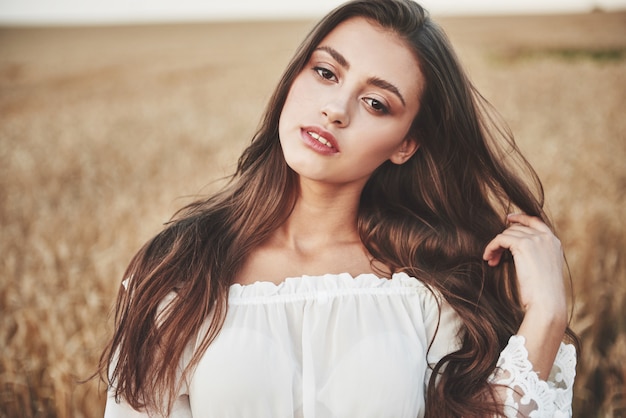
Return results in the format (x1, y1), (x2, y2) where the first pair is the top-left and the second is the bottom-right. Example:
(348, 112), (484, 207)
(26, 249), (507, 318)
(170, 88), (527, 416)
(483, 213), (569, 378)
(482, 213), (566, 316)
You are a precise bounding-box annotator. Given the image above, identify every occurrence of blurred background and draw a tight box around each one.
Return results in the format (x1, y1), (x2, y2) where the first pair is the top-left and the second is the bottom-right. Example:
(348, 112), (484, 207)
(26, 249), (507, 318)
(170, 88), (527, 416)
(2, 0), (626, 23)
(1, 0), (625, 417)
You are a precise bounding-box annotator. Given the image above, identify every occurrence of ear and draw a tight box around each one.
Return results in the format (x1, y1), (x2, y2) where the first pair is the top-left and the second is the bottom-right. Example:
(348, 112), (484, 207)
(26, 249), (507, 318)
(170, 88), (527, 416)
(389, 137), (419, 165)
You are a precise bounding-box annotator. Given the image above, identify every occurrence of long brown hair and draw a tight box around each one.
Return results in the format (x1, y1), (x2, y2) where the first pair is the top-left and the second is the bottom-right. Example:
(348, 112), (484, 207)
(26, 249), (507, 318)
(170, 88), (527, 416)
(100, 0), (577, 416)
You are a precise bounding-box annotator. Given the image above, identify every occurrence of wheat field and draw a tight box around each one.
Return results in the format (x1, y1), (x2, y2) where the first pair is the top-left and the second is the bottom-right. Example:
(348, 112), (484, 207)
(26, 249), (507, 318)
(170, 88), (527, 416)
(1, 11), (625, 417)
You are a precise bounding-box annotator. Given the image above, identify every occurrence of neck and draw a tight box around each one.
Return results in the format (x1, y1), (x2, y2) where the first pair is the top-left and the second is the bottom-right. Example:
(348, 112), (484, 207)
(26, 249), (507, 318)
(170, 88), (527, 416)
(276, 178), (364, 252)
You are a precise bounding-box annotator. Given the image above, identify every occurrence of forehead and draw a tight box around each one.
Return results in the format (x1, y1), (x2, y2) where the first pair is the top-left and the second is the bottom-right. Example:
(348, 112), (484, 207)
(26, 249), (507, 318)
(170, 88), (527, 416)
(316, 17), (424, 101)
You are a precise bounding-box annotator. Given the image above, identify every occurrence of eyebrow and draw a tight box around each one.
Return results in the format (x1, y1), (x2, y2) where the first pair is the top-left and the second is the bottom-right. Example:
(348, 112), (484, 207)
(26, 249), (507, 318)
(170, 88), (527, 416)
(314, 46), (406, 107)
(367, 76), (406, 107)
(315, 46), (350, 69)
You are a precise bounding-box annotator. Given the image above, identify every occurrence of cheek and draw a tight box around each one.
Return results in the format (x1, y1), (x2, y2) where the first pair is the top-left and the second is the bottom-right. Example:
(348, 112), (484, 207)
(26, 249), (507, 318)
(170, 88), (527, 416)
(359, 125), (410, 159)
(286, 70), (324, 114)
(279, 79), (304, 130)
(279, 74), (320, 143)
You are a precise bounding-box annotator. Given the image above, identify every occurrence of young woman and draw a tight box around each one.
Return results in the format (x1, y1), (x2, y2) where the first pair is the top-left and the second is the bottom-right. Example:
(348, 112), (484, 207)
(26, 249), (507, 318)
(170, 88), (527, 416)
(101, 0), (578, 416)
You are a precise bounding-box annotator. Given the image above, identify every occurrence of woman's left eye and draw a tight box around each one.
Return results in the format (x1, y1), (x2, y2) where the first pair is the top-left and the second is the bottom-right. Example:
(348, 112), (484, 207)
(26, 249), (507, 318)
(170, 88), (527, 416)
(363, 98), (389, 114)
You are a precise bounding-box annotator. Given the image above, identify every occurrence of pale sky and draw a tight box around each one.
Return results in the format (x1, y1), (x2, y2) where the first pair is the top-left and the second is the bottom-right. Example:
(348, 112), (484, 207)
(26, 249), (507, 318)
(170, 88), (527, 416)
(1, 0), (625, 24)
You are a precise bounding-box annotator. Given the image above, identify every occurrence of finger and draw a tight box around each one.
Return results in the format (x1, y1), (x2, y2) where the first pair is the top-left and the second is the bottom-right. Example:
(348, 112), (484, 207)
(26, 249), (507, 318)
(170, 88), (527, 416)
(483, 247), (506, 266)
(501, 225), (540, 236)
(507, 213), (551, 232)
(489, 225), (539, 245)
(483, 228), (535, 265)
(483, 233), (515, 266)
(484, 215), (552, 267)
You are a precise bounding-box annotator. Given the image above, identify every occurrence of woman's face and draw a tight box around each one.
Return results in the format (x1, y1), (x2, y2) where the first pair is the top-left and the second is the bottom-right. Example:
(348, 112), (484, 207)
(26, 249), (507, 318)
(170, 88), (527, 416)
(278, 17), (424, 189)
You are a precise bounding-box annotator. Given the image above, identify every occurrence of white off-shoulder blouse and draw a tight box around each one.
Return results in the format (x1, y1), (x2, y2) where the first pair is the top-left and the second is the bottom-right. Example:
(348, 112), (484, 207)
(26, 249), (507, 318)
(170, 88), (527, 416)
(105, 272), (576, 417)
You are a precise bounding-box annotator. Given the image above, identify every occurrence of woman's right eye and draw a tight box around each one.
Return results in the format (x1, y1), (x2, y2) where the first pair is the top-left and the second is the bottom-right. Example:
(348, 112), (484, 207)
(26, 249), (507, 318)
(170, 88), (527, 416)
(313, 66), (337, 82)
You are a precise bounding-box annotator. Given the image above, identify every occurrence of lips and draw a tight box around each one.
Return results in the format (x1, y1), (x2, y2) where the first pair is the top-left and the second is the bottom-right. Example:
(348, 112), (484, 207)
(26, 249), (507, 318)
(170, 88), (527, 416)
(301, 126), (339, 154)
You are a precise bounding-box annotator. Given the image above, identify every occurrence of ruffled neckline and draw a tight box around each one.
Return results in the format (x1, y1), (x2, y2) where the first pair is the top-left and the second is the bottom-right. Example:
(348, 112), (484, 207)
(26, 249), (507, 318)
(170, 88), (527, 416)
(228, 271), (427, 300)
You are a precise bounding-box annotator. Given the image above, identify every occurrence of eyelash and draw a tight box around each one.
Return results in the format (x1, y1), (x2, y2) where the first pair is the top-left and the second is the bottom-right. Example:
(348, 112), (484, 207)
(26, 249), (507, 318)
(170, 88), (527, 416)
(312, 66), (390, 115)
(363, 98), (389, 114)
(313, 66), (337, 82)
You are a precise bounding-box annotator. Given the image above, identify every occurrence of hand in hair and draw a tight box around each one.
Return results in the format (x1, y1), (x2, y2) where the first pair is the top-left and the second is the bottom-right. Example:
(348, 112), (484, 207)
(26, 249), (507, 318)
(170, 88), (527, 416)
(483, 213), (566, 315)
(483, 213), (568, 380)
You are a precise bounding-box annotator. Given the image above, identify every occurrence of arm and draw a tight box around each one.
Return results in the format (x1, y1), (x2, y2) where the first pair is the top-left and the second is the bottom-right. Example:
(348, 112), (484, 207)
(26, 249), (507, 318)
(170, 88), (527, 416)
(483, 213), (576, 417)
(483, 213), (568, 378)
(489, 335), (576, 417)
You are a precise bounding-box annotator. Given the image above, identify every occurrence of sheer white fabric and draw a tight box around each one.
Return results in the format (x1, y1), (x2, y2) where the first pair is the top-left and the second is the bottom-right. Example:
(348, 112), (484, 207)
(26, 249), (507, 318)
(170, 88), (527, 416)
(490, 335), (576, 417)
(105, 272), (576, 417)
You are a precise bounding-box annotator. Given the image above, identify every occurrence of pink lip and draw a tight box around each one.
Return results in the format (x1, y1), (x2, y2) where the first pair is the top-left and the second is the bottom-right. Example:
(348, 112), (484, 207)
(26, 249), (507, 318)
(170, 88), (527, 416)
(300, 126), (340, 155)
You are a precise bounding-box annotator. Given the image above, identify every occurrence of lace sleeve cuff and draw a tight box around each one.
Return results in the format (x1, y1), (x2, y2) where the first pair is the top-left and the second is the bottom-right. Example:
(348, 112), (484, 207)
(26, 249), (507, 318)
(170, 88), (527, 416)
(489, 335), (577, 418)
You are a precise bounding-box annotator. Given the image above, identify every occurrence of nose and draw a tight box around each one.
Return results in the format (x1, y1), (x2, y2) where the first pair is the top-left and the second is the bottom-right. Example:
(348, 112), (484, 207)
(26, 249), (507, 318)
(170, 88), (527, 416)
(321, 99), (350, 127)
